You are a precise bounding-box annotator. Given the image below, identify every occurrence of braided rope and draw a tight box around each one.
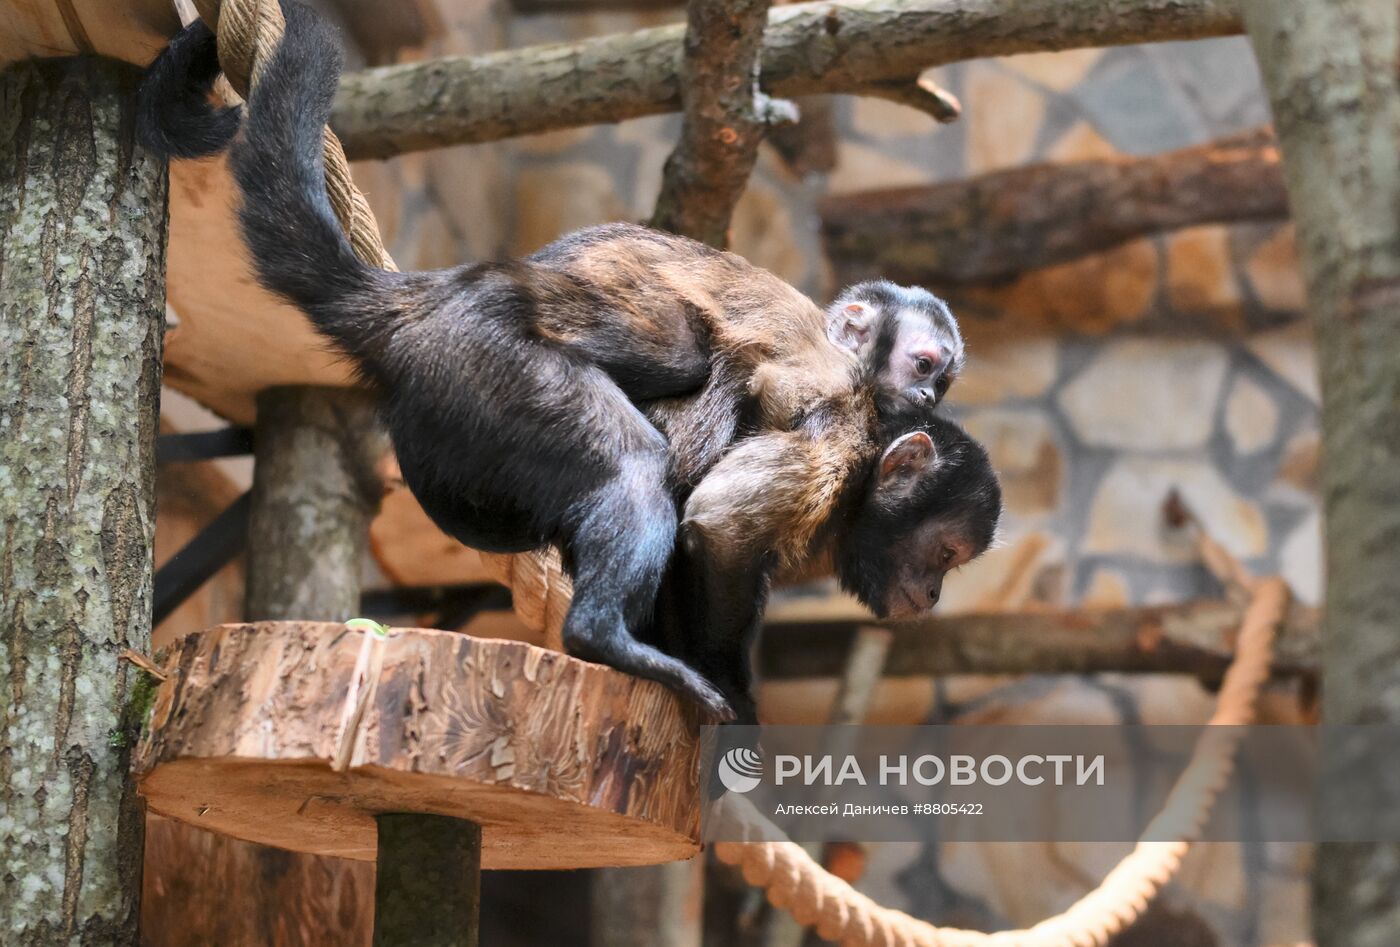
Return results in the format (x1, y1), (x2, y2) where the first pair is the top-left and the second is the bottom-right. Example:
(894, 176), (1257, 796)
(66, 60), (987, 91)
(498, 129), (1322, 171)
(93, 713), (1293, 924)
(712, 575), (1289, 947)
(194, 0), (574, 634)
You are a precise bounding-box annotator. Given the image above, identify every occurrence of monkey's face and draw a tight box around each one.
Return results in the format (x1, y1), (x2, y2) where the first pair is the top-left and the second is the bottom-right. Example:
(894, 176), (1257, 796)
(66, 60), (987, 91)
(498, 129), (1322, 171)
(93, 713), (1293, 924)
(835, 418), (1001, 620)
(826, 281), (965, 412)
(877, 518), (981, 618)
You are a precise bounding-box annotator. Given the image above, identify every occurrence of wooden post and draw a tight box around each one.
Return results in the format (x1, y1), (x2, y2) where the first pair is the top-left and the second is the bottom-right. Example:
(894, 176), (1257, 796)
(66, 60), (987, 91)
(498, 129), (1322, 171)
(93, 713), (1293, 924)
(0, 58), (167, 944)
(142, 387), (383, 943)
(592, 861), (703, 947)
(247, 385), (383, 622)
(1240, 1), (1400, 944)
(374, 815), (481, 947)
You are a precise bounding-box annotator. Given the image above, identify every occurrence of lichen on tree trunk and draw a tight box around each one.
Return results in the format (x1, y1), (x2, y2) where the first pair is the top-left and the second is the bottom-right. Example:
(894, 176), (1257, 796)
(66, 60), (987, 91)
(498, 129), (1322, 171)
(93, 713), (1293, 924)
(0, 58), (167, 945)
(1241, 2), (1400, 944)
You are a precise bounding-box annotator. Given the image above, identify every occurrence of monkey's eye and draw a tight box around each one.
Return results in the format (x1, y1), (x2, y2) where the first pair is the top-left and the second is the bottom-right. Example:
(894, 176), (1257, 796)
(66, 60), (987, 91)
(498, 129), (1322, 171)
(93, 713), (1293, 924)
(941, 546), (956, 565)
(915, 356), (934, 376)
(934, 375), (951, 395)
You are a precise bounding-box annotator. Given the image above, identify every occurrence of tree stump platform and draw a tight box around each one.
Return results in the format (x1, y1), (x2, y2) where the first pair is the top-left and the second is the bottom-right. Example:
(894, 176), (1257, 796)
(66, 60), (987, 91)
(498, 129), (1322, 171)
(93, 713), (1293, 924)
(135, 622), (704, 870)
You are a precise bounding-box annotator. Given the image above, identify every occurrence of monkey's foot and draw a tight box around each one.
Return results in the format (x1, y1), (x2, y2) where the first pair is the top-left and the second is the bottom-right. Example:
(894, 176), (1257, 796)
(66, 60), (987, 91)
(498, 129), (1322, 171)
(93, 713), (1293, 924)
(561, 627), (734, 722)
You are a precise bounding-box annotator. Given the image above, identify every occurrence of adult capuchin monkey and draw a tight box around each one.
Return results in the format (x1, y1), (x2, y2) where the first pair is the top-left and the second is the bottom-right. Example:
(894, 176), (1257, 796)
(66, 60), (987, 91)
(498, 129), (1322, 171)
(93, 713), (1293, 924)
(138, 3), (1000, 722)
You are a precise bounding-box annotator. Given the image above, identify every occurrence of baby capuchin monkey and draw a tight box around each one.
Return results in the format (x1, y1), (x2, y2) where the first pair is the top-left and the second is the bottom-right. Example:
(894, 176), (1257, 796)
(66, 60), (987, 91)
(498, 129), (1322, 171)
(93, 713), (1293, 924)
(826, 280), (966, 416)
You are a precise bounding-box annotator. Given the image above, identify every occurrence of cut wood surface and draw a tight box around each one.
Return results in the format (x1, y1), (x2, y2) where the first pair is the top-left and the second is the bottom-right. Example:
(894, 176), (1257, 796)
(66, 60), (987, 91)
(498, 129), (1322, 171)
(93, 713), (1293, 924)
(0, 0), (179, 66)
(136, 622), (704, 869)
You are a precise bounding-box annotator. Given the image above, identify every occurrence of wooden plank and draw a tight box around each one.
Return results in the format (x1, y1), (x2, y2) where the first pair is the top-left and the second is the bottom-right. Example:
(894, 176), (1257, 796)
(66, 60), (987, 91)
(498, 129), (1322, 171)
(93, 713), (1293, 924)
(0, 0), (179, 66)
(164, 156), (355, 423)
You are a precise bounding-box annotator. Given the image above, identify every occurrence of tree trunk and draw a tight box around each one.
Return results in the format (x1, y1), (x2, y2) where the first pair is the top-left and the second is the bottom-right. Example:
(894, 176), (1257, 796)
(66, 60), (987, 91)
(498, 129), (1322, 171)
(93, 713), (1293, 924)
(246, 386), (384, 622)
(0, 58), (167, 945)
(648, 0), (785, 248)
(592, 861), (703, 947)
(1241, 2), (1400, 945)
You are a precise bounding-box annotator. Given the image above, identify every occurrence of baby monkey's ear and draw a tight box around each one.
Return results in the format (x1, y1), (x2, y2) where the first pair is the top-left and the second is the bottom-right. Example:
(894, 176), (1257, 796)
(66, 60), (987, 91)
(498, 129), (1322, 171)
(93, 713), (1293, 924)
(828, 301), (875, 353)
(877, 430), (939, 487)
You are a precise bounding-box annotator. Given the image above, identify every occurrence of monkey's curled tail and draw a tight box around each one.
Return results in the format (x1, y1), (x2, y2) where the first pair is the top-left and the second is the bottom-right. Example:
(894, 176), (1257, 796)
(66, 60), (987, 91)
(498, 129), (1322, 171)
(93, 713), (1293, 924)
(140, 2), (404, 375)
(136, 20), (242, 159)
(231, 1), (406, 371)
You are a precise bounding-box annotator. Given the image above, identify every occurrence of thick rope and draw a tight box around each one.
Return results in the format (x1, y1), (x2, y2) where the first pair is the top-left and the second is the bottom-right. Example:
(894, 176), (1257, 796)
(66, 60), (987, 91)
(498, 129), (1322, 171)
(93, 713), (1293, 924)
(711, 572), (1288, 947)
(195, 0), (574, 636)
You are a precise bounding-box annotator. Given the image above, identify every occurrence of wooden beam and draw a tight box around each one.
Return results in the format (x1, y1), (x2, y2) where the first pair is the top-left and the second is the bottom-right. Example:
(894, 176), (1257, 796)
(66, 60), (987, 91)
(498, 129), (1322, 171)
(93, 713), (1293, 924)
(758, 598), (1320, 680)
(330, 0), (1243, 160)
(821, 127), (1287, 287)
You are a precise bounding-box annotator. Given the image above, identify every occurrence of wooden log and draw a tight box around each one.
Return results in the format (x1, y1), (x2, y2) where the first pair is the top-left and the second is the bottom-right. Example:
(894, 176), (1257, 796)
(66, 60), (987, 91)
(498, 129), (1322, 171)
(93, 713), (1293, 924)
(135, 622), (704, 869)
(648, 0), (789, 247)
(331, 0), (1243, 160)
(758, 598), (1320, 681)
(0, 0), (179, 67)
(821, 128), (1287, 287)
(0, 56), (167, 943)
(247, 386), (384, 621)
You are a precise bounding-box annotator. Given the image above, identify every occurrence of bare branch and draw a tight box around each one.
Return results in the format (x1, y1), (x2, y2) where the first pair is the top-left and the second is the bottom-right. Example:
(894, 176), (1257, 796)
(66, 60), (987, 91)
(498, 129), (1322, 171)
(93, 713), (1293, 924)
(821, 127), (1285, 286)
(649, 0), (793, 246)
(331, 0), (1242, 160)
(759, 597), (1320, 680)
(860, 74), (961, 123)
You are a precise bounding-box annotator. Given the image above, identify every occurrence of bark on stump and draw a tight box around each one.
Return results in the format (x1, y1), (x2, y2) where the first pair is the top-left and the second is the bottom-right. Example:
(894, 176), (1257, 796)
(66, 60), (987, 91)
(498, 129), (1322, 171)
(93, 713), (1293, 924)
(1242, 2), (1400, 944)
(0, 57), (167, 944)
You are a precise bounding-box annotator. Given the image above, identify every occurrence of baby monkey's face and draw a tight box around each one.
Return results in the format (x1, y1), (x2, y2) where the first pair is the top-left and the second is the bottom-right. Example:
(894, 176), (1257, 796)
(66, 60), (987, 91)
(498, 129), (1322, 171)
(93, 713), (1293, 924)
(826, 280), (965, 411)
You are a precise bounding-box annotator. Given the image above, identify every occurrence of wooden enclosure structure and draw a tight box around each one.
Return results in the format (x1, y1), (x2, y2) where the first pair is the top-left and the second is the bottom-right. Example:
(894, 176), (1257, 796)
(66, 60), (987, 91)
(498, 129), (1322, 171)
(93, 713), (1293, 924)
(3, 0), (1400, 944)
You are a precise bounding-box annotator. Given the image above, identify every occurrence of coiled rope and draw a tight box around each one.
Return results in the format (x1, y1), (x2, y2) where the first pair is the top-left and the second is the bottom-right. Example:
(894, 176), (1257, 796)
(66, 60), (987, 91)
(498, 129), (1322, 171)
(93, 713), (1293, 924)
(187, 7), (1289, 941)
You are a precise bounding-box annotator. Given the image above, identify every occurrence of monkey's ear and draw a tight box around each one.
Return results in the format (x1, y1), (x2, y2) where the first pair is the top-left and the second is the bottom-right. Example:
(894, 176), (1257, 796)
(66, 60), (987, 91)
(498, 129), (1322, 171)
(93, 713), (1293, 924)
(878, 431), (937, 485)
(829, 302), (873, 352)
